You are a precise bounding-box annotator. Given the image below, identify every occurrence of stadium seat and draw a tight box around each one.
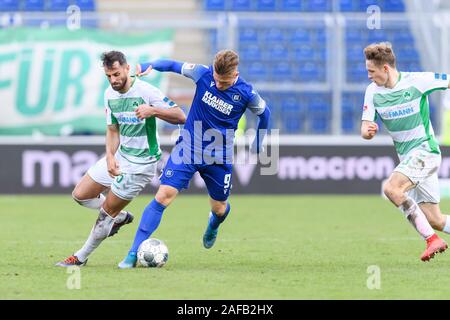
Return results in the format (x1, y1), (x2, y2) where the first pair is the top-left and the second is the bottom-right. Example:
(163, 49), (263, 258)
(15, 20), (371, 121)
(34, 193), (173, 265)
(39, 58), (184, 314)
(290, 28), (311, 43)
(204, 0), (226, 10)
(74, 0), (96, 11)
(283, 113), (305, 133)
(268, 44), (289, 60)
(359, 0), (379, 12)
(384, 0), (405, 12)
(23, 0), (45, 11)
(240, 44), (263, 61)
(293, 45), (314, 61)
(246, 62), (268, 80)
(0, 0), (20, 11)
(303, 0), (330, 12)
(231, 0), (252, 11)
(281, 0), (302, 11)
(310, 115), (330, 133)
(263, 27), (285, 42)
(47, 0), (71, 11)
(239, 27), (258, 42)
(339, 0), (354, 11)
(256, 0), (276, 11)
(271, 62), (293, 81)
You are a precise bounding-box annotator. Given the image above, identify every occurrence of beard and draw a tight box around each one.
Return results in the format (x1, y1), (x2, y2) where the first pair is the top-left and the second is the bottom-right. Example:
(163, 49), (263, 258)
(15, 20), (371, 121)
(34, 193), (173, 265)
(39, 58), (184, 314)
(111, 77), (128, 92)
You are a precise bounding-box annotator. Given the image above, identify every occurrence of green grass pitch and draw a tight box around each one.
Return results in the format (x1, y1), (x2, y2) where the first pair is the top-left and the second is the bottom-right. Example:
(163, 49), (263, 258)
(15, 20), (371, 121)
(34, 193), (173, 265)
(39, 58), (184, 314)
(2, 194), (450, 299)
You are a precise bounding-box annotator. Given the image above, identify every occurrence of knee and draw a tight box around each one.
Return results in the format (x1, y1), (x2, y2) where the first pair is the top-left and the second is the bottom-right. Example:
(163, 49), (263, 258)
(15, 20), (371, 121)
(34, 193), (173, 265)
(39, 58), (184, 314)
(211, 201), (228, 216)
(383, 182), (401, 203)
(72, 189), (85, 205)
(155, 188), (177, 207)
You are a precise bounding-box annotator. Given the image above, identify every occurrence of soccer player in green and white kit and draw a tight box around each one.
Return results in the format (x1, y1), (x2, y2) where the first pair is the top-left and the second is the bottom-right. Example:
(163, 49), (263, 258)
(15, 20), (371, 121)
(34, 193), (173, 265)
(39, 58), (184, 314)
(56, 51), (186, 266)
(361, 42), (450, 262)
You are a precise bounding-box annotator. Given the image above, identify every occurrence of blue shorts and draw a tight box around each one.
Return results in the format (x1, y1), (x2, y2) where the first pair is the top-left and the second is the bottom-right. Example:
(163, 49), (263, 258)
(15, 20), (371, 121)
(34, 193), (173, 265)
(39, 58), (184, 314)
(160, 155), (233, 201)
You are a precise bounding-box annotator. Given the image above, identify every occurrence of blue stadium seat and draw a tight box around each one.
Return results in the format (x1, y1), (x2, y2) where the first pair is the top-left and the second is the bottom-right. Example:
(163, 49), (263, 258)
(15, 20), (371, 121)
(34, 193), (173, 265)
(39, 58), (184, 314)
(204, 0), (226, 10)
(240, 44), (263, 61)
(367, 30), (388, 42)
(263, 27), (285, 42)
(23, 0), (45, 11)
(339, 0), (354, 11)
(310, 115), (330, 133)
(74, 0), (95, 11)
(283, 113), (305, 133)
(268, 44), (289, 60)
(298, 62), (322, 82)
(293, 45), (314, 61)
(281, 0), (302, 11)
(0, 0), (20, 11)
(384, 0), (405, 12)
(359, 0), (379, 11)
(256, 0), (276, 11)
(272, 62), (293, 81)
(246, 62), (268, 80)
(347, 44), (364, 61)
(281, 95), (300, 112)
(290, 28), (311, 43)
(47, 0), (71, 11)
(303, 0), (330, 11)
(231, 0), (251, 11)
(239, 27), (258, 42)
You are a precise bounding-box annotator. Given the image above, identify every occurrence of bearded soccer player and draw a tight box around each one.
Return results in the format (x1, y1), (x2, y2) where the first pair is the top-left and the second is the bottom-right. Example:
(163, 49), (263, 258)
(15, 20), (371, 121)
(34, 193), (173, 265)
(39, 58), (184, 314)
(118, 50), (271, 268)
(361, 42), (450, 262)
(56, 51), (185, 266)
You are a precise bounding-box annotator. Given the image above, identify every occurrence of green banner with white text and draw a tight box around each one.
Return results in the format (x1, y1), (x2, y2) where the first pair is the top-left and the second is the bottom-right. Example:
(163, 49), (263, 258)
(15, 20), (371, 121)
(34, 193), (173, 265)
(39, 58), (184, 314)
(0, 28), (174, 136)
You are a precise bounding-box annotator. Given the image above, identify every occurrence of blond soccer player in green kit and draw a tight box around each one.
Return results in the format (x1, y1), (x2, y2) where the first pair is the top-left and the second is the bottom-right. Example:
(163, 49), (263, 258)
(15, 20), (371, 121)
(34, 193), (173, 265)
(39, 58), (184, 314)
(361, 42), (450, 262)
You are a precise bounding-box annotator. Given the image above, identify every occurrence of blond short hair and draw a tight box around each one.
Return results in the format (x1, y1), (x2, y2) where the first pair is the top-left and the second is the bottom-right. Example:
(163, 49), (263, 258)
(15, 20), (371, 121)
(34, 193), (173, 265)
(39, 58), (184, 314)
(213, 50), (239, 76)
(364, 42), (396, 67)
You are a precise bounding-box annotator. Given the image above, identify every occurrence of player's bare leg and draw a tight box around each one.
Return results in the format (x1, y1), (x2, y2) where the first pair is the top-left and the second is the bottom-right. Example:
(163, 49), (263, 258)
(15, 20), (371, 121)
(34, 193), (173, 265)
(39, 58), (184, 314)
(384, 172), (447, 261)
(203, 198), (230, 249)
(56, 192), (132, 267)
(420, 202), (450, 236)
(118, 185), (178, 269)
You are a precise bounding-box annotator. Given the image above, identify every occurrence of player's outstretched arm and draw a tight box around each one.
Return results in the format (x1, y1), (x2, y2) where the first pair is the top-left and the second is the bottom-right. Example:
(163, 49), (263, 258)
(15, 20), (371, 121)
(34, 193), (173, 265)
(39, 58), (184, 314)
(136, 60), (184, 76)
(361, 120), (378, 140)
(135, 104), (186, 125)
(250, 107), (271, 154)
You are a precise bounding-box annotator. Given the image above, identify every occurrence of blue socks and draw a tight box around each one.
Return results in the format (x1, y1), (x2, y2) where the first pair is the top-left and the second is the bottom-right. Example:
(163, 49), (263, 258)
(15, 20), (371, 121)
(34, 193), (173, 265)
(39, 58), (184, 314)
(129, 199), (166, 254)
(209, 203), (231, 230)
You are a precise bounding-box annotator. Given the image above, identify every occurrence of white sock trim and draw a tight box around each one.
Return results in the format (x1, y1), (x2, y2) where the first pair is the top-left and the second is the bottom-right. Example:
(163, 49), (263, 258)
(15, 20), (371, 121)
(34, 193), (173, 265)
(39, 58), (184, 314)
(443, 216), (450, 234)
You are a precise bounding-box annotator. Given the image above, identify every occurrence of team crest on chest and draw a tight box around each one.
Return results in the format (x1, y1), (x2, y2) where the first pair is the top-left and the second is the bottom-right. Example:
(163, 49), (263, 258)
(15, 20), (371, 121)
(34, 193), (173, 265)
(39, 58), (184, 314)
(403, 91), (412, 101)
(232, 94), (241, 102)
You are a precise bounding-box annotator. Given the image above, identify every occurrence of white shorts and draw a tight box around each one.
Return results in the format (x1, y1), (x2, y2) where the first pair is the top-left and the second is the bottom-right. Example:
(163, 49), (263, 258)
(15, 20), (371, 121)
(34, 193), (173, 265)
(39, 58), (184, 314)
(87, 156), (156, 201)
(394, 148), (441, 203)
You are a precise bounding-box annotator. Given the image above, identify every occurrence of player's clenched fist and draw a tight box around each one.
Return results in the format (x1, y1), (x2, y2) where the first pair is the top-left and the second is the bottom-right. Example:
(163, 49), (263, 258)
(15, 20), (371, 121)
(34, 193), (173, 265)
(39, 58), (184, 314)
(106, 156), (121, 178)
(135, 104), (155, 120)
(367, 122), (378, 137)
(135, 63), (152, 77)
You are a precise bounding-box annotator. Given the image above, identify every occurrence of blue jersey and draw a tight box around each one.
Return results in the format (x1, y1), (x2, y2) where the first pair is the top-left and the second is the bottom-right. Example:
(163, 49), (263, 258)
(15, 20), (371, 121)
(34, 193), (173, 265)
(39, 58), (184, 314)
(178, 63), (266, 164)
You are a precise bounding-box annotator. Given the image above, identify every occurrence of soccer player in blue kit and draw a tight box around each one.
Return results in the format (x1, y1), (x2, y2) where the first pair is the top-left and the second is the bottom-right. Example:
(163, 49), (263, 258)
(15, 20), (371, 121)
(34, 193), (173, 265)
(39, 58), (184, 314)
(118, 50), (271, 268)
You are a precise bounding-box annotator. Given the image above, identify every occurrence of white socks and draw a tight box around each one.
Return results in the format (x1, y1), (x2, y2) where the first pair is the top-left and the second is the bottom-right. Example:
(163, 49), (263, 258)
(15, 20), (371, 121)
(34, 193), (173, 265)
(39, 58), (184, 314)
(74, 208), (115, 262)
(442, 216), (450, 234)
(399, 197), (434, 240)
(73, 193), (105, 210)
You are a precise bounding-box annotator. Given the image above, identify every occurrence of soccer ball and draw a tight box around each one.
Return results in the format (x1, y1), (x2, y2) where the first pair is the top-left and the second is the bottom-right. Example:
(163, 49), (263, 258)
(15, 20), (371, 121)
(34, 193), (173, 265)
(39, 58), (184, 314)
(137, 238), (169, 268)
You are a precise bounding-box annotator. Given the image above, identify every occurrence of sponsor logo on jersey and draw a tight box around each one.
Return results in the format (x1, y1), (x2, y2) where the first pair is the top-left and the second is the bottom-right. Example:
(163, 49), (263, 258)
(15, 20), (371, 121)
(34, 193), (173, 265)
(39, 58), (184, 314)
(379, 106), (415, 119)
(201, 91), (234, 115)
(232, 94), (241, 102)
(116, 114), (143, 124)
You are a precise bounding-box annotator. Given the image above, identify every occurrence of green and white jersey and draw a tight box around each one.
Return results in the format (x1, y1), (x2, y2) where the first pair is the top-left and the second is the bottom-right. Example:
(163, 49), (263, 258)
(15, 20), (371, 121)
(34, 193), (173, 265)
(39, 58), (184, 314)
(362, 72), (449, 157)
(104, 77), (177, 174)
